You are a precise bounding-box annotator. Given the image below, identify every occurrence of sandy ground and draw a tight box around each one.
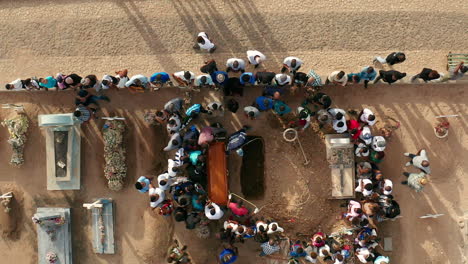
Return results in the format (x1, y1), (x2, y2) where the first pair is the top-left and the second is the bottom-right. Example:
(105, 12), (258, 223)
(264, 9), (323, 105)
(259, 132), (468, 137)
(0, 0), (467, 264)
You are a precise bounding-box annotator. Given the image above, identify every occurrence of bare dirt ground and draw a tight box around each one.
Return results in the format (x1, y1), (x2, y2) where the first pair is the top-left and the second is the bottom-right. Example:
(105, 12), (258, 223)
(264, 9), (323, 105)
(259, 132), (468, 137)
(0, 1), (467, 264)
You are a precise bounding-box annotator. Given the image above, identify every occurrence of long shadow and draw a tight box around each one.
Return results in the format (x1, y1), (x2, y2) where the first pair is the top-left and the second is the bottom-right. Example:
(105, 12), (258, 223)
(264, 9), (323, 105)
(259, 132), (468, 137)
(114, 0), (180, 71)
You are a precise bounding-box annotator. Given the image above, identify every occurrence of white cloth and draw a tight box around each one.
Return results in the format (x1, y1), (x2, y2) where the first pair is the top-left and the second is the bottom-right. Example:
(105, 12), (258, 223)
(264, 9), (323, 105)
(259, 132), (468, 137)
(383, 179), (393, 195)
(8, 79), (24, 91)
(333, 119), (347, 133)
(244, 106), (260, 117)
(266, 222), (284, 234)
(347, 200), (362, 219)
(356, 179), (373, 196)
(148, 187), (165, 208)
(115, 76), (128, 89)
(174, 148), (185, 166)
(157, 172), (172, 191)
(374, 56), (387, 64)
(360, 126), (373, 145)
(256, 222), (268, 233)
(283, 56), (303, 70)
(167, 159), (180, 177)
(166, 114), (181, 134)
(223, 221), (238, 232)
(275, 74), (291, 85)
(100, 74), (113, 90)
(246, 50), (266, 65)
(207, 102), (222, 111)
(197, 32), (215, 50)
(164, 133), (182, 151)
(327, 71), (347, 86)
(355, 143), (370, 157)
(318, 244), (331, 257)
(173, 71), (195, 82)
(125, 74), (147, 87)
(356, 247), (372, 263)
(413, 149), (430, 174)
(328, 108), (346, 118)
(205, 202), (224, 220)
(360, 108), (376, 126)
(226, 58), (245, 71)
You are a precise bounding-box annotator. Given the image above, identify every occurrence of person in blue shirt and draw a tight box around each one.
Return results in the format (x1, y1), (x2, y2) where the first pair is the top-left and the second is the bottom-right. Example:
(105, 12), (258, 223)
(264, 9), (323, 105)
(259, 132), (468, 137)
(39, 76), (58, 90)
(240, 72), (255, 85)
(289, 241), (307, 258)
(347, 73), (361, 84)
(211, 71), (228, 89)
(149, 72), (171, 91)
(254, 96), (274, 111)
(273, 101), (291, 116)
(359, 66), (377, 88)
(135, 175), (153, 193)
(218, 245), (238, 264)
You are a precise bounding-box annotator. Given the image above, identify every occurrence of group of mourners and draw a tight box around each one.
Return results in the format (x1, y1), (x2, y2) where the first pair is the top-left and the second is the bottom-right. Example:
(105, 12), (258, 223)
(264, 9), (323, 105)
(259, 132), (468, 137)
(5, 32), (441, 264)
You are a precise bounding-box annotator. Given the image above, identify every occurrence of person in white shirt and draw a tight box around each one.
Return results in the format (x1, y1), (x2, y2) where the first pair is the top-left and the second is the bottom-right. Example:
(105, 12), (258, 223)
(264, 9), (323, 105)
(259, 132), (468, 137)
(356, 247), (373, 263)
(168, 159), (181, 177)
(328, 108), (347, 134)
(282, 56), (303, 73)
(355, 143), (370, 158)
(256, 220), (269, 233)
(167, 114), (181, 134)
(275, 74), (291, 86)
(333, 253), (345, 264)
(356, 179), (373, 197)
(149, 187), (165, 208)
(205, 201), (224, 220)
(226, 58), (246, 73)
(172, 71), (195, 87)
(100, 74), (119, 91)
(195, 74), (215, 89)
(326, 71), (347, 86)
(371, 136), (386, 152)
(359, 108), (376, 126)
(115, 69), (129, 89)
(207, 101), (223, 116)
(246, 50), (266, 68)
(266, 222), (284, 234)
(404, 149), (430, 174)
(125, 74), (148, 89)
(379, 179), (393, 195)
(359, 126), (373, 145)
(5, 79), (26, 91)
(223, 220), (239, 232)
(157, 172), (172, 191)
(244, 106), (260, 120)
(318, 244), (331, 258)
(164, 133), (182, 151)
(193, 32), (216, 53)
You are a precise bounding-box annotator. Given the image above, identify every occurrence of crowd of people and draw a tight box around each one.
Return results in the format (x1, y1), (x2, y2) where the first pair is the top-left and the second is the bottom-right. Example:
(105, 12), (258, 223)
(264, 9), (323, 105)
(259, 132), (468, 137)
(4, 32), (442, 264)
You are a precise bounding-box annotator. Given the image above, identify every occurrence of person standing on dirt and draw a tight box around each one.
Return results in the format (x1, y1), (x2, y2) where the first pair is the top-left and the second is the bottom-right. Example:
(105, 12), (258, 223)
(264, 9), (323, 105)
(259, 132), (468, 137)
(373, 70), (406, 85)
(195, 74), (215, 89)
(325, 71), (347, 86)
(205, 201), (224, 220)
(240, 72), (256, 86)
(246, 50), (266, 69)
(164, 133), (182, 151)
(73, 105), (96, 124)
(218, 244), (238, 264)
(193, 32), (216, 53)
(125, 74), (149, 92)
(74, 89), (110, 106)
(401, 171), (428, 192)
(164, 97), (184, 114)
(411, 68), (443, 83)
(259, 239), (280, 257)
(359, 108), (377, 126)
(404, 149), (430, 174)
(226, 58), (246, 73)
(135, 175), (154, 193)
(172, 71), (196, 88)
(254, 96), (274, 111)
(149, 72), (172, 91)
(373, 52), (406, 66)
(282, 56), (303, 74)
(255, 71), (276, 85)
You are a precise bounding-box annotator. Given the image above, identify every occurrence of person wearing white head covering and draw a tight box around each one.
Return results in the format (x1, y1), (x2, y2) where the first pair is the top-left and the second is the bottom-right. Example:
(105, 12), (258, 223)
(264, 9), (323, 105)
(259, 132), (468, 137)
(157, 172), (172, 191)
(380, 179), (393, 195)
(359, 108), (377, 126)
(356, 179), (373, 196)
(372, 136), (386, 152)
(246, 50), (266, 68)
(360, 126), (373, 145)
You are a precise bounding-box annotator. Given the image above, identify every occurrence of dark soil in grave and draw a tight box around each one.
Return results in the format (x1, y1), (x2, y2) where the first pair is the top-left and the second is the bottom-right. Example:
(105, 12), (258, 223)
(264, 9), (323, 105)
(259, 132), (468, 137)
(54, 131), (68, 178)
(240, 136), (265, 199)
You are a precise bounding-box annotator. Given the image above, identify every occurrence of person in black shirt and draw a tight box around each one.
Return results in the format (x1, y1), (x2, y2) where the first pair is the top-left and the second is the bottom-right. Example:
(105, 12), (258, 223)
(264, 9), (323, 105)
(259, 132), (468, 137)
(374, 52), (406, 66)
(255, 71), (275, 85)
(200, 59), (218, 74)
(411, 68), (441, 83)
(64, 73), (83, 90)
(374, 70), (406, 85)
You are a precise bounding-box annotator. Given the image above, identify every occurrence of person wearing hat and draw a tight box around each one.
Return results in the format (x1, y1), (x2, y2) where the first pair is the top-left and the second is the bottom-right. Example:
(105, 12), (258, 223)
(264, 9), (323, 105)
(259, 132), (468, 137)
(239, 72), (256, 85)
(282, 56), (303, 74)
(195, 74), (215, 89)
(149, 72), (171, 91)
(359, 126), (373, 145)
(193, 32), (216, 53)
(211, 70), (229, 88)
(449, 61), (468, 80)
(371, 136), (386, 152)
(402, 171), (428, 192)
(246, 50), (266, 68)
(326, 71), (347, 86)
(100, 74), (119, 91)
(373, 70), (407, 85)
(275, 73), (291, 86)
(255, 71), (276, 85)
(226, 58), (245, 73)
(359, 108), (377, 126)
(404, 149), (430, 174)
(411, 68), (443, 83)
(172, 71), (195, 88)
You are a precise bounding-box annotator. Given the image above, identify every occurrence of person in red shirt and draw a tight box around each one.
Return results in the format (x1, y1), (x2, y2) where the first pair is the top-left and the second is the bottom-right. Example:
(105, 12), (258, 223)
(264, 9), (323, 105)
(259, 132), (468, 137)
(228, 199), (249, 217)
(347, 119), (362, 141)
